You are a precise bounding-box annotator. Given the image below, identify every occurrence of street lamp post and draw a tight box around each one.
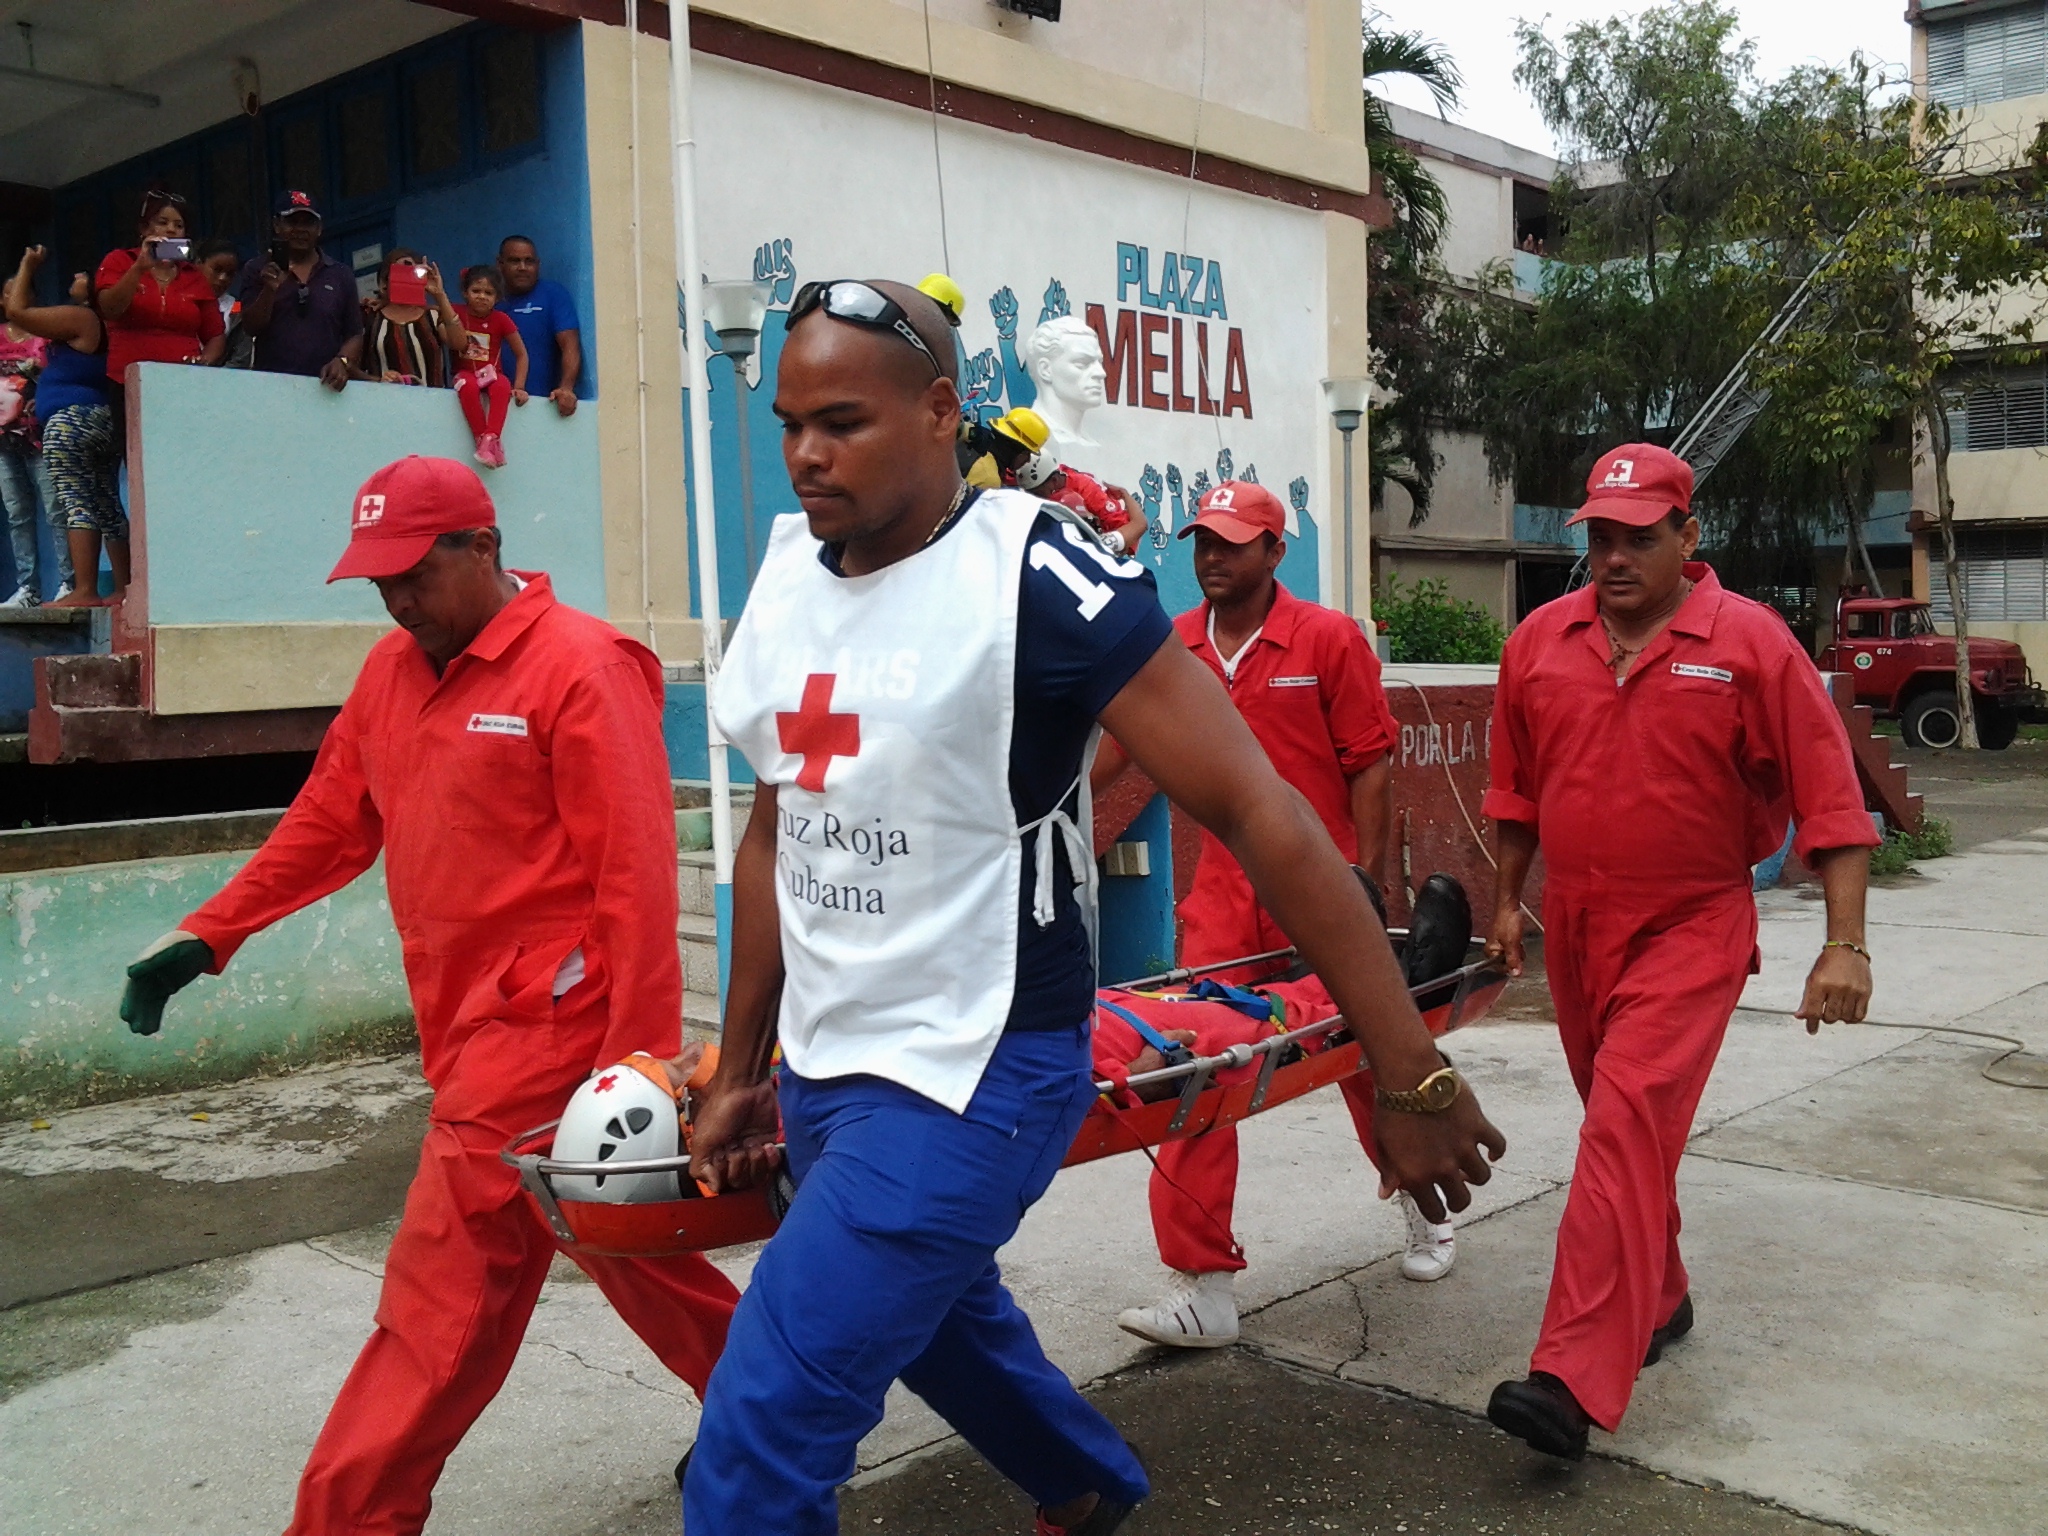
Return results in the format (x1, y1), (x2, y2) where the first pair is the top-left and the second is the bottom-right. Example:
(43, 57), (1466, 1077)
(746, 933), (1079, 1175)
(703, 280), (772, 578)
(1321, 377), (1372, 620)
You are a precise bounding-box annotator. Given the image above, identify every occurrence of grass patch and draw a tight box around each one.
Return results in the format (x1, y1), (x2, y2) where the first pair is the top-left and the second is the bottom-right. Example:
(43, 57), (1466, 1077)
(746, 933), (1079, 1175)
(1871, 718), (1902, 737)
(2019, 723), (2048, 743)
(1870, 814), (1955, 876)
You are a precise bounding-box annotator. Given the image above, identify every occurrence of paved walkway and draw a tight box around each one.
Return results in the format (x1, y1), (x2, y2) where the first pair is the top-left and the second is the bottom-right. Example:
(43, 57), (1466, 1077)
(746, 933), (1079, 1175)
(4, 757), (2045, 1535)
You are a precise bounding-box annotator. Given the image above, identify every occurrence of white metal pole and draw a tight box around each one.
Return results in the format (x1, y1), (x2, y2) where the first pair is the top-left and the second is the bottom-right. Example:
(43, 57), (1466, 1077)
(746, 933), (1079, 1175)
(665, 0), (736, 992)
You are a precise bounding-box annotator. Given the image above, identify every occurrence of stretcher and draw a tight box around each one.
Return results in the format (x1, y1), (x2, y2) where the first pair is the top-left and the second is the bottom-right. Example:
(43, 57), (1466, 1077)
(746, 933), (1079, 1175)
(500, 938), (1510, 1258)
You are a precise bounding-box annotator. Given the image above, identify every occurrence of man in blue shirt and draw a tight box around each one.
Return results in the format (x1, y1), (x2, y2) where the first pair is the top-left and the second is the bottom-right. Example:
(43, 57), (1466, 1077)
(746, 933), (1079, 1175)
(495, 236), (582, 416)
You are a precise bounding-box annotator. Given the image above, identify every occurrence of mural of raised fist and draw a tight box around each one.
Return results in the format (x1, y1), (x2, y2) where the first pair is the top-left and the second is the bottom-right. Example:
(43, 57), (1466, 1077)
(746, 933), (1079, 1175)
(1038, 278), (1071, 324)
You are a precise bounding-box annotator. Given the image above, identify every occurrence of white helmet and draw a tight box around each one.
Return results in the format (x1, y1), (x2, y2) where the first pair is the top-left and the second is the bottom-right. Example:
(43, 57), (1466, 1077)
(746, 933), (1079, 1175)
(552, 1056), (683, 1203)
(1015, 445), (1062, 492)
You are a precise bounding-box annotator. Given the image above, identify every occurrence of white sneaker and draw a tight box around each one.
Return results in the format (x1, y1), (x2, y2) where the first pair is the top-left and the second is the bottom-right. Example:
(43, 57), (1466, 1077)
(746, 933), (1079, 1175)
(51, 581), (73, 602)
(1399, 1192), (1456, 1282)
(1116, 1270), (1240, 1348)
(0, 583), (35, 609)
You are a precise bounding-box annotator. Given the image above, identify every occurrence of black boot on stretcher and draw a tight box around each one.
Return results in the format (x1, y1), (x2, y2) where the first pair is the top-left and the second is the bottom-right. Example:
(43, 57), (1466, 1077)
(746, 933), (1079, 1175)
(1404, 873), (1473, 991)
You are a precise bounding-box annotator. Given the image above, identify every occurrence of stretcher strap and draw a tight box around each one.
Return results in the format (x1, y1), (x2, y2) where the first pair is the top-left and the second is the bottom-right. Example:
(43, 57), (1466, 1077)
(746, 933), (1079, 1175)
(1183, 978), (1278, 1022)
(1096, 999), (1192, 1063)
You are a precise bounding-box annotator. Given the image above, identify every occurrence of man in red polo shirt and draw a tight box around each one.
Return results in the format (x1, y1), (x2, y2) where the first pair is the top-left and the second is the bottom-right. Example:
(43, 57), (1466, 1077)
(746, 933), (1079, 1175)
(1102, 481), (1452, 1351)
(117, 456), (739, 1534)
(1481, 444), (1876, 1460)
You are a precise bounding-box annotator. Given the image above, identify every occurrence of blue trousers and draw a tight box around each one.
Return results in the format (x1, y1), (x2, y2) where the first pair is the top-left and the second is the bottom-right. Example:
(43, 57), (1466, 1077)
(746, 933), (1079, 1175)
(683, 1023), (1149, 1534)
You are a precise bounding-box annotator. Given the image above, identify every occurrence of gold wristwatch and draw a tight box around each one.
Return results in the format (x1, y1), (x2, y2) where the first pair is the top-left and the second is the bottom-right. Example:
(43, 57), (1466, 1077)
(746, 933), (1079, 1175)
(1376, 1063), (1464, 1114)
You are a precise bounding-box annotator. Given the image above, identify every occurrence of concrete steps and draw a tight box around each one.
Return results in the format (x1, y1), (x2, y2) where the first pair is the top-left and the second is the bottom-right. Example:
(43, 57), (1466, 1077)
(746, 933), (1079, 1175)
(679, 845), (729, 1042)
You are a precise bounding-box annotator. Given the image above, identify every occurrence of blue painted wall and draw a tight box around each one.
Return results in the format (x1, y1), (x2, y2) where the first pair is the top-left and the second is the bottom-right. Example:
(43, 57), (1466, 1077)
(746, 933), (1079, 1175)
(395, 27), (597, 399)
(133, 364), (605, 624)
(1097, 792), (1178, 984)
(662, 678), (754, 785)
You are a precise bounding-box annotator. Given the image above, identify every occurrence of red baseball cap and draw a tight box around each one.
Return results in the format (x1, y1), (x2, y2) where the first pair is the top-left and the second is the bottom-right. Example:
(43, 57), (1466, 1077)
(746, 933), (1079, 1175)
(1568, 444), (1694, 527)
(1178, 480), (1286, 543)
(328, 456), (497, 582)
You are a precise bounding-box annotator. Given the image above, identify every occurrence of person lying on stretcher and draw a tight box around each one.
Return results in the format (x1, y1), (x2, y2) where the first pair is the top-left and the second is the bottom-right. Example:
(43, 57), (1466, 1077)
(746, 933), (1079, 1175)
(636, 869), (1476, 1131)
(1089, 868), (1476, 1104)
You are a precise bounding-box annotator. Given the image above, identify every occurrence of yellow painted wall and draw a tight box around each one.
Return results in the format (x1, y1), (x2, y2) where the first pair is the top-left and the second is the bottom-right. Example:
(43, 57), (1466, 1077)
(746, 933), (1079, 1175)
(693, 0), (1371, 193)
(581, 21), (699, 661)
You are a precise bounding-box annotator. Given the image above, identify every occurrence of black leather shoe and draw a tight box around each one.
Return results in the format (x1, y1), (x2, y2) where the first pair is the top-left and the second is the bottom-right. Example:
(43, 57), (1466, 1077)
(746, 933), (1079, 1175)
(1487, 1371), (1590, 1460)
(1643, 1293), (1695, 1367)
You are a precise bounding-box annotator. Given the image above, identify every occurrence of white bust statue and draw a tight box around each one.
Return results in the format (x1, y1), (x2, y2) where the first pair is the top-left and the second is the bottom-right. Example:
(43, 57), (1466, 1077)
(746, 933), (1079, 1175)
(1024, 315), (1106, 448)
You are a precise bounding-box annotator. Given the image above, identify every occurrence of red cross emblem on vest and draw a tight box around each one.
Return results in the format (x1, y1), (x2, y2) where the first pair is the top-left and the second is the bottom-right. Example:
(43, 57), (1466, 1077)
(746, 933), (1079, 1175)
(777, 673), (861, 792)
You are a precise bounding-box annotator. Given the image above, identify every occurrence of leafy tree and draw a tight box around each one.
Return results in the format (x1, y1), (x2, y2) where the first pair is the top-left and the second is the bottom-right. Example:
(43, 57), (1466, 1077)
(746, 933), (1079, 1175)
(1734, 69), (2048, 747)
(1441, 4), (1846, 593)
(1361, 14), (1464, 520)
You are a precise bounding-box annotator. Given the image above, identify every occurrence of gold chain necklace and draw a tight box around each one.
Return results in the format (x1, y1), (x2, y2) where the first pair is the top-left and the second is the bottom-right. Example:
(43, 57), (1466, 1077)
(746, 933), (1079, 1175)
(1601, 578), (1693, 675)
(919, 481), (972, 549)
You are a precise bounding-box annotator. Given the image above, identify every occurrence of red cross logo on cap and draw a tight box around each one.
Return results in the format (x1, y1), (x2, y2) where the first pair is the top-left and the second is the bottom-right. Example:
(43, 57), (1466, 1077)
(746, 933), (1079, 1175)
(777, 674), (860, 792)
(355, 493), (385, 528)
(290, 190), (311, 207)
(592, 1073), (619, 1094)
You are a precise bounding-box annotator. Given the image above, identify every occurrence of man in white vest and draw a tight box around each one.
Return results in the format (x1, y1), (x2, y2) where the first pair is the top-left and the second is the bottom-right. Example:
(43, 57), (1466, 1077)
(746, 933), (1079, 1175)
(685, 278), (1507, 1536)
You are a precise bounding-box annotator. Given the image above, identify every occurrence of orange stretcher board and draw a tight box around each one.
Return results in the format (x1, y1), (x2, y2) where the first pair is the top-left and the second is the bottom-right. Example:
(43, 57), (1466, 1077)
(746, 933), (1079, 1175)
(502, 948), (1509, 1259)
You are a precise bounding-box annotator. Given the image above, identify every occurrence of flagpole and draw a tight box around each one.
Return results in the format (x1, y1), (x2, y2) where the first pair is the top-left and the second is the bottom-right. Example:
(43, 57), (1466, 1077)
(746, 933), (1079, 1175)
(665, 0), (736, 1003)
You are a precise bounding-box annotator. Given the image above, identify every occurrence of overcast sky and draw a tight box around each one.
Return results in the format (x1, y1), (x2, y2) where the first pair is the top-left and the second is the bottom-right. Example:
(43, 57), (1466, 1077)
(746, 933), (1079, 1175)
(1363, 2), (1913, 156)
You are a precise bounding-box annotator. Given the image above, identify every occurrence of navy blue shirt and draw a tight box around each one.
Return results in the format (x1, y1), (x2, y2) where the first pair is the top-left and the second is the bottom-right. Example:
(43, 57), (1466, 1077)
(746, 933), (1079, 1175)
(499, 278), (580, 397)
(237, 252), (363, 378)
(823, 498), (1172, 1031)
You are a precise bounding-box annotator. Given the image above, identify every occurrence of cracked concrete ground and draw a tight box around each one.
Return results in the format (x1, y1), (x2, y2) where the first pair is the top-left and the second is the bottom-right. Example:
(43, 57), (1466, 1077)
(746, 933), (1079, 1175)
(3, 766), (2046, 1534)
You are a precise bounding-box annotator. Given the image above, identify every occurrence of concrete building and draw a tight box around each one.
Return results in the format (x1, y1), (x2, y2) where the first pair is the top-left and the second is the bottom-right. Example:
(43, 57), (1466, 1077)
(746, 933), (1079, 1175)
(1908, 0), (2048, 676)
(0, 0), (1382, 762)
(1368, 99), (1575, 626)
(0, 0), (1386, 1095)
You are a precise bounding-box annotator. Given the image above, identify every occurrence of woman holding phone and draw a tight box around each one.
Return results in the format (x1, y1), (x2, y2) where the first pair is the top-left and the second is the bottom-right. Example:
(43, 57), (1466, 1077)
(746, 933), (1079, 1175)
(94, 191), (224, 379)
(361, 251), (464, 387)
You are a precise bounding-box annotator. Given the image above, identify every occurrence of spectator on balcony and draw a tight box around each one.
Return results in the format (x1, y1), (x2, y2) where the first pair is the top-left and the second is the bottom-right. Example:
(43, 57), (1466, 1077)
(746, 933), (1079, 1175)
(453, 265), (528, 469)
(237, 190), (363, 390)
(0, 271), (55, 609)
(195, 238), (254, 370)
(360, 251), (465, 388)
(6, 246), (115, 608)
(496, 236), (581, 417)
(95, 190), (226, 382)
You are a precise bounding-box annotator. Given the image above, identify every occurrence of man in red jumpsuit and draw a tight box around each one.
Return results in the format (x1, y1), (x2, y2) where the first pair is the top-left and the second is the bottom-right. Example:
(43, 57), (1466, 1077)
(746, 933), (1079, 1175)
(1481, 443), (1876, 1460)
(118, 455), (739, 1533)
(1098, 481), (1445, 1353)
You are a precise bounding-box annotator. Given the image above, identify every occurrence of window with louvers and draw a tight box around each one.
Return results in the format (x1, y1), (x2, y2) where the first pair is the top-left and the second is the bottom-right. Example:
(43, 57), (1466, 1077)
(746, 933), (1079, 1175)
(1929, 526), (2048, 623)
(1952, 365), (2048, 451)
(1926, 5), (2048, 106)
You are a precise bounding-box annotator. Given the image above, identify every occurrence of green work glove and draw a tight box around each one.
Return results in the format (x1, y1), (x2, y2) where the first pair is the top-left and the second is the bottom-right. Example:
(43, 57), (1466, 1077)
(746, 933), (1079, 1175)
(121, 930), (216, 1036)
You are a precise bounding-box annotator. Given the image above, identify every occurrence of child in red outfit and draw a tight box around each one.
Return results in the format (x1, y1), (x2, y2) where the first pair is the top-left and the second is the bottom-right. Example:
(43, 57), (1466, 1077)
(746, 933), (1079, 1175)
(452, 266), (528, 469)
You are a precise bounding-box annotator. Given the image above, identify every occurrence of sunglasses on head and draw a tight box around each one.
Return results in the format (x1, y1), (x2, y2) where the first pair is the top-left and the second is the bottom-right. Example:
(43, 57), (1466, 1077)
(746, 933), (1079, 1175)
(785, 281), (942, 378)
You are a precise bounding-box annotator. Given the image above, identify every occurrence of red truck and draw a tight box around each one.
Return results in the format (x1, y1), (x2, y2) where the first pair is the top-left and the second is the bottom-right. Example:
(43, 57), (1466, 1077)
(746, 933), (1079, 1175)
(1819, 590), (2045, 749)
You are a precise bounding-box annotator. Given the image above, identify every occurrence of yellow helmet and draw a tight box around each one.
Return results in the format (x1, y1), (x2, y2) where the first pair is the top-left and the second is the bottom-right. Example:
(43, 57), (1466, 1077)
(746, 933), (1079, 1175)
(917, 272), (966, 324)
(992, 407), (1051, 454)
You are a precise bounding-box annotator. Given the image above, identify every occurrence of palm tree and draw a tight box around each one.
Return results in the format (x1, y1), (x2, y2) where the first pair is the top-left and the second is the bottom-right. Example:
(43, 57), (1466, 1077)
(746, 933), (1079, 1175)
(1362, 19), (1462, 252)
(1360, 17), (1463, 520)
